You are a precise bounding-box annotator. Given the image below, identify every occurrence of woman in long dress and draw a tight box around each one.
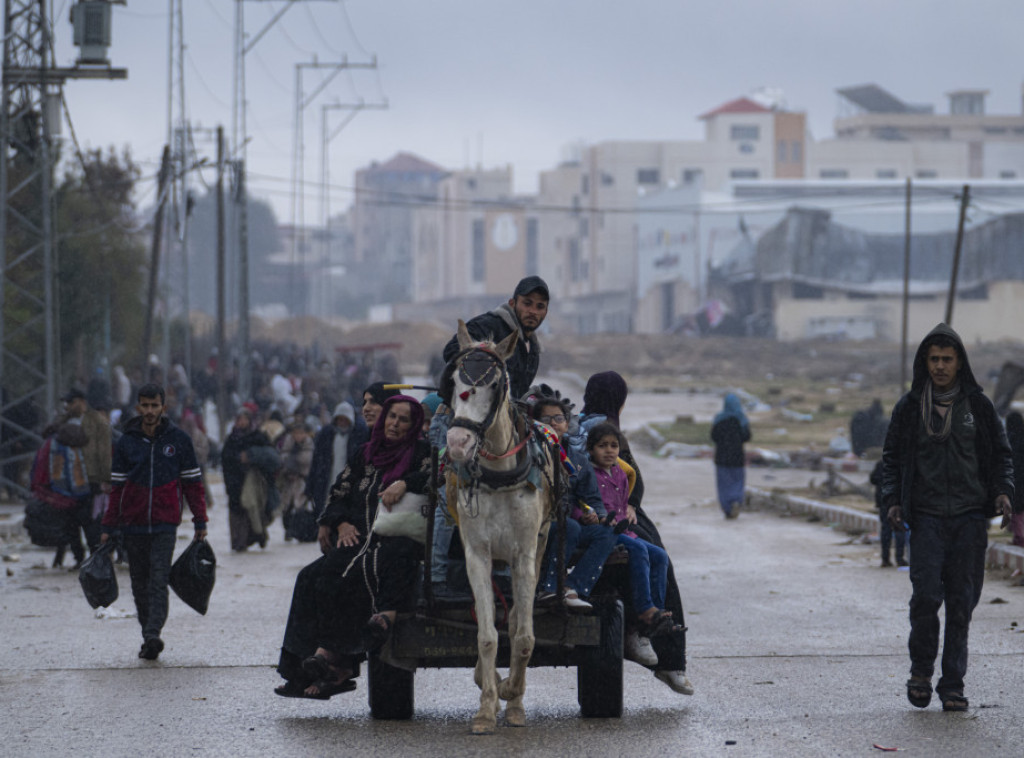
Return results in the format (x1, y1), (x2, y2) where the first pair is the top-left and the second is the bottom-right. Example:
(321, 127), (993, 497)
(274, 395), (428, 699)
(710, 392), (751, 520)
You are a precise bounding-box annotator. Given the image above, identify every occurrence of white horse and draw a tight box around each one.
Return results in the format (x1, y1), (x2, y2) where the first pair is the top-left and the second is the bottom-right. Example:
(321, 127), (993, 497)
(445, 321), (555, 734)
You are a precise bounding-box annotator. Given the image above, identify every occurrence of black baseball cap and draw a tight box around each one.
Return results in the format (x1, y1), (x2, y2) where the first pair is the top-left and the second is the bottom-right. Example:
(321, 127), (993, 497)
(513, 275), (550, 300)
(62, 388), (86, 402)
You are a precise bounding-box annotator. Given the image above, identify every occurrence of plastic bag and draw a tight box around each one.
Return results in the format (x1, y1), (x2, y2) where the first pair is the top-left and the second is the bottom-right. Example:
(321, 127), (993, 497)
(78, 542), (118, 609)
(169, 539), (216, 615)
(372, 492), (429, 543)
(23, 499), (67, 547)
(284, 500), (319, 543)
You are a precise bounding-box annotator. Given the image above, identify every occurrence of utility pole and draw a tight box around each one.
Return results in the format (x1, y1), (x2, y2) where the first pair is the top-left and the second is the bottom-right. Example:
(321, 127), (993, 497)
(900, 178), (912, 392)
(290, 57), (379, 315)
(0, 0), (126, 497)
(143, 146), (173, 374)
(216, 126), (227, 436)
(318, 98), (386, 317)
(945, 185), (970, 326)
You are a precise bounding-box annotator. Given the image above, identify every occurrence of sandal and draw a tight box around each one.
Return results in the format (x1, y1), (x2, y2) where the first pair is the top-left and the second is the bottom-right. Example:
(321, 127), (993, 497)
(941, 692), (969, 712)
(361, 613), (393, 651)
(637, 609), (675, 639)
(301, 653), (336, 682)
(906, 677), (932, 708)
(302, 677), (357, 700)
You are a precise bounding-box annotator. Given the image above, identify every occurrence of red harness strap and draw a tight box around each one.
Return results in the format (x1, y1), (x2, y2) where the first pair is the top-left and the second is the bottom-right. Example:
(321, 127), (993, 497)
(478, 434), (530, 462)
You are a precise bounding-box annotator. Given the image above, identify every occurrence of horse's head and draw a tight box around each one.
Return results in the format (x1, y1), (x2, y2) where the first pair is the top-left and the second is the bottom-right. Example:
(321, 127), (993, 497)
(446, 319), (518, 463)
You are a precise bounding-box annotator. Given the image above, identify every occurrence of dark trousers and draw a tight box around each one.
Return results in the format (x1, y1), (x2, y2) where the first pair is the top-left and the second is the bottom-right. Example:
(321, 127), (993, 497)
(277, 536), (421, 683)
(907, 513), (988, 696)
(123, 532), (177, 641)
(54, 497), (99, 566)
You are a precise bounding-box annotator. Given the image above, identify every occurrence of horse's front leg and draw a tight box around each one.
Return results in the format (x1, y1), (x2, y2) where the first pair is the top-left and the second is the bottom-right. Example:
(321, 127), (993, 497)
(465, 545), (500, 734)
(499, 526), (545, 727)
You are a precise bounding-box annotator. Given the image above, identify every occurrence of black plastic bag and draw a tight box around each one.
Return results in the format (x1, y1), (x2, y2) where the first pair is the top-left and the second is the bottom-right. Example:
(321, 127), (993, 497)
(23, 499), (67, 547)
(169, 539), (216, 615)
(78, 542), (118, 609)
(284, 502), (319, 543)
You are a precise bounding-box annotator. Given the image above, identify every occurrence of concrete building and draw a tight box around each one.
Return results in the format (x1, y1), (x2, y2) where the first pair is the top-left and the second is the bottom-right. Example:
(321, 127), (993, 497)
(398, 164), (538, 326)
(713, 203), (1024, 343)
(350, 152), (448, 306)
(809, 84), (1024, 181)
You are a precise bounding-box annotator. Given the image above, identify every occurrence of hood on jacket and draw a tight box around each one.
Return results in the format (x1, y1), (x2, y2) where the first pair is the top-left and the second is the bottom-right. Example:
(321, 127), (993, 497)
(491, 303), (542, 356)
(910, 322), (980, 397)
(123, 414), (171, 439)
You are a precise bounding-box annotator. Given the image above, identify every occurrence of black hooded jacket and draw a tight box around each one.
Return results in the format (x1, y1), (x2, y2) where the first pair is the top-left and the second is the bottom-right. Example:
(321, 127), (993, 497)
(442, 303), (541, 401)
(880, 323), (1014, 524)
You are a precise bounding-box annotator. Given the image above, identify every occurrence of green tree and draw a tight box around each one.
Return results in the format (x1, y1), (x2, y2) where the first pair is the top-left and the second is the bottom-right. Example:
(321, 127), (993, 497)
(55, 147), (147, 383)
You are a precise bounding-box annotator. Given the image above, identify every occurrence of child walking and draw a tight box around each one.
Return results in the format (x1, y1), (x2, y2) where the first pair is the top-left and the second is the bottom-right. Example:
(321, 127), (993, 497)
(586, 423), (676, 637)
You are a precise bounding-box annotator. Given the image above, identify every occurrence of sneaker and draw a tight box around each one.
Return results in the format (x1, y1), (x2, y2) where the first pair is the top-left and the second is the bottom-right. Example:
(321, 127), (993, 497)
(139, 637), (164, 660)
(563, 589), (592, 612)
(896, 557), (908, 567)
(654, 669), (694, 695)
(624, 631), (658, 666)
(881, 558), (893, 568)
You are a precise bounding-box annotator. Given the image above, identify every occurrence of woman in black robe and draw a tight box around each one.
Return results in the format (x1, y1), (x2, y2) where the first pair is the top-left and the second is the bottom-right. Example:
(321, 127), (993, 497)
(274, 395), (429, 699)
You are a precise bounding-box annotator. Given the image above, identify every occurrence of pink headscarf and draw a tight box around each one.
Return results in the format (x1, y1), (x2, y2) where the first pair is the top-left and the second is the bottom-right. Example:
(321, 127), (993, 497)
(363, 395), (424, 490)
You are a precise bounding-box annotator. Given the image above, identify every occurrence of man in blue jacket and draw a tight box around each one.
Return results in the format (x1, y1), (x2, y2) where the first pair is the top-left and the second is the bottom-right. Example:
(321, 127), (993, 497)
(881, 324), (1015, 712)
(101, 383), (208, 660)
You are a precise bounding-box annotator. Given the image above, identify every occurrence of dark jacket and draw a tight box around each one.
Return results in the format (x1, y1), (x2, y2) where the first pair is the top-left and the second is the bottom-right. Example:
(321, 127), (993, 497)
(563, 444), (607, 519)
(305, 418), (370, 514)
(711, 417), (751, 468)
(318, 440), (431, 535)
(442, 303), (541, 401)
(220, 428), (273, 506)
(880, 323), (1014, 525)
(103, 416), (207, 533)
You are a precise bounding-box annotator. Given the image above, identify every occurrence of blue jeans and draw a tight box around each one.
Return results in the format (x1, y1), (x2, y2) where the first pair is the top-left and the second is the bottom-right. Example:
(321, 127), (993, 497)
(617, 533), (668, 615)
(539, 519), (617, 599)
(908, 513), (987, 697)
(430, 494), (453, 583)
(124, 531), (177, 641)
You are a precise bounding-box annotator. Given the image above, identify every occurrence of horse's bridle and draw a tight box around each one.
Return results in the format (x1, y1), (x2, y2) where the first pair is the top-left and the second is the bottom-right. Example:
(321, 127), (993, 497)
(448, 346), (528, 462)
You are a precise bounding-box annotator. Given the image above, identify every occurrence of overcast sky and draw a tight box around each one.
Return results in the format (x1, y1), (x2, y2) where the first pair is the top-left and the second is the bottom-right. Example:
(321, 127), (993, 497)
(54, 0), (1024, 223)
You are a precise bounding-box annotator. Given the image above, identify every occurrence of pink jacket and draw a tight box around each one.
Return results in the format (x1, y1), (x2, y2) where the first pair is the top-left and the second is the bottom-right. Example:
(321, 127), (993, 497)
(586, 464), (636, 538)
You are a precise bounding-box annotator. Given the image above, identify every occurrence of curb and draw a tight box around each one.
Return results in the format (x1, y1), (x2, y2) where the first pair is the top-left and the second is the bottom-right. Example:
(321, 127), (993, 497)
(746, 486), (1024, 573)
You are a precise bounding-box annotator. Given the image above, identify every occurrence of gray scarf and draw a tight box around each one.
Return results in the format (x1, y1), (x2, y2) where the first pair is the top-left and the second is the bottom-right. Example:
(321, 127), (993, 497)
(921, 379), (960, 442)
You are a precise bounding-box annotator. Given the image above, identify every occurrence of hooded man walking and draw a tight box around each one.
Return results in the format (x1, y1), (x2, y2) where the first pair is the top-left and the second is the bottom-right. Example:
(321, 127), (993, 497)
(881, 323), (1015, 712)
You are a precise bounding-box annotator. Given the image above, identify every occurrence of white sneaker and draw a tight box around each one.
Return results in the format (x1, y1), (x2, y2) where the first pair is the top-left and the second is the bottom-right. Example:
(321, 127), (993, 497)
(563, 589), (592, 611)
(624, 631), (658, 666)
(654, 669), (694, 695)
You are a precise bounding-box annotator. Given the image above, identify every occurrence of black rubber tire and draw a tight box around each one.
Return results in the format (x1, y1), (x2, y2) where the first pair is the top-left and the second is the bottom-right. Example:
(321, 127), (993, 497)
(577, 598), (624, 718)
(367, 651), (415, 720)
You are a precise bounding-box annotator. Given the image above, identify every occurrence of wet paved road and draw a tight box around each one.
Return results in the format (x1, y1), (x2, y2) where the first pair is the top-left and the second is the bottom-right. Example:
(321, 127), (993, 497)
(2, 394), (1023, 757)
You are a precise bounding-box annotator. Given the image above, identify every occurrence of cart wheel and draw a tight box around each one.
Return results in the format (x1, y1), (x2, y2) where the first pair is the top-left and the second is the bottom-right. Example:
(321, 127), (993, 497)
(367, 651), (415, 720)
(577, 598), (624, 718)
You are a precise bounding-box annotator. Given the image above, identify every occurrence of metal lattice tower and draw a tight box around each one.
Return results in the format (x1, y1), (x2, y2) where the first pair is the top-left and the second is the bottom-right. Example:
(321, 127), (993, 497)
(0, 0), (58, 495)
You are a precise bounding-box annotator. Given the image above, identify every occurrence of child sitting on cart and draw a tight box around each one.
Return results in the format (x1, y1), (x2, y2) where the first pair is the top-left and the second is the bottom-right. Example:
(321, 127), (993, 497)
(586, 422), (677, 638)
(531, 389), (617, 610)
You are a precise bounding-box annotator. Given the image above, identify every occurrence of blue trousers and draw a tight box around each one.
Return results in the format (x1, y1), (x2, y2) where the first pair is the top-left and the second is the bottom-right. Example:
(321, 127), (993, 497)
(617, 533), (669, 615)
(908, 513), (987, 697)
(124, 531), (177, 642)
(539, 519), (617, 599)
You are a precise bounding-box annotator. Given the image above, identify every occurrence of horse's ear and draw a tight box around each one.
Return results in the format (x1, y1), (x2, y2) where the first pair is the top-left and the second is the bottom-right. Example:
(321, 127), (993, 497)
(456, 319), (472, 350)
(494, 329), (518, 361)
